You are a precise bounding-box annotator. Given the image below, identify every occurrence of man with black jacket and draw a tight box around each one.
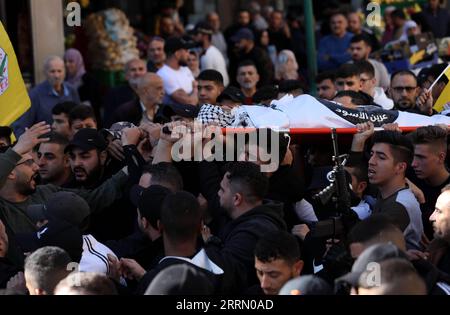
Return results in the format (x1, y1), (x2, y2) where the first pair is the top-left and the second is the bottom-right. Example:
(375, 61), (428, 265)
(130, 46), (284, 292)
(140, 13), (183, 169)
(203, 162), (286, 293)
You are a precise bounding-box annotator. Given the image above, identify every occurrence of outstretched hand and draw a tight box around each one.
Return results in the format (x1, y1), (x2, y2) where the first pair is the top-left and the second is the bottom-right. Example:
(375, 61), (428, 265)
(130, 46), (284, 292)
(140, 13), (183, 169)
(12, 122), (51, 155)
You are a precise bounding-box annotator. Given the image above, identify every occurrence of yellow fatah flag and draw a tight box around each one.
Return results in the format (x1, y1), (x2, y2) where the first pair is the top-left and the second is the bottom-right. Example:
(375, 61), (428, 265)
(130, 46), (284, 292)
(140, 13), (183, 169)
(0, 21), (30, 127)
(432, 65), (450, 113)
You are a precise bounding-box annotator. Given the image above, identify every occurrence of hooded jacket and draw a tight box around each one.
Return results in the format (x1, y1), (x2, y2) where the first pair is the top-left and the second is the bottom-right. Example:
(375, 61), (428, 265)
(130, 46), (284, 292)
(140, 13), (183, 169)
(205, 201), (287, 294)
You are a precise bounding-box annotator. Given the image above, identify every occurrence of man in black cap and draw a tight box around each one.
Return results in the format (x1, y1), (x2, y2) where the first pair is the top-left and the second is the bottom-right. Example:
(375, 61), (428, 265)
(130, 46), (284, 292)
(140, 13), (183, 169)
(162, 103), (200, 123)
(230, 27), (274, 87)
(193, 22), (229, 86)
(0, 122), (130, 258)
(157, 37), (198, 106)
(65, 128), (109, 189)
(217, 86), (245, 111)
(16, 219), (83, 264)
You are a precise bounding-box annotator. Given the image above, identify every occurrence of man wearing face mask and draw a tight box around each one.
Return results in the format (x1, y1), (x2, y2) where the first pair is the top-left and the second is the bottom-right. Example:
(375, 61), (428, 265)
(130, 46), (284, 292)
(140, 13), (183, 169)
(12, 56), (80, 137)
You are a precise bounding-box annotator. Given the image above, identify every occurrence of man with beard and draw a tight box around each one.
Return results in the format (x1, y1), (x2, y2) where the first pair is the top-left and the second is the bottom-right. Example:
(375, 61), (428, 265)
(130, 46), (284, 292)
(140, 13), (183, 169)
(65, 128), (108, 189)
(65, 128), (136, 240)
(12, 56), (80, 137)
(236, 60), (260, 105)
(389, 70), (430, 115)
(157, 37), (198, 106)
(37, 132), (73, 187)
(429, 185), (450, 275)
(192, 22), (229, 87)
(0, 122), (130, 238)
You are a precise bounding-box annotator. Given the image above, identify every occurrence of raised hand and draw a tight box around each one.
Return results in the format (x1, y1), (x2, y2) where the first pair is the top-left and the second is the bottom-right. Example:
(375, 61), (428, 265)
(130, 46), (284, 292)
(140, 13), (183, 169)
(351, 121), (375, 152)
(416, 90), (433, 116)
(12, 122), (51, 155)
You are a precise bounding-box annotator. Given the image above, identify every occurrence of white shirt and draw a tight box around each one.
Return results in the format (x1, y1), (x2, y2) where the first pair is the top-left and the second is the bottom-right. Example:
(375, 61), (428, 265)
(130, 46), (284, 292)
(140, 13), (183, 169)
(373, 87), (394, 110)
(157, 64), (195, 105)
(368, 58), (391, 90)
(201, 45), (230, 87)
(79, 234), (118, 275)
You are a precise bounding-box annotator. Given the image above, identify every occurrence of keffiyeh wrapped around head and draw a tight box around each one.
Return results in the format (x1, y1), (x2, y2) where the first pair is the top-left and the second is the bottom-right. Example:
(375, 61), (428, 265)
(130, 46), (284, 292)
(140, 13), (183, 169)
(197, 104), (235, 127)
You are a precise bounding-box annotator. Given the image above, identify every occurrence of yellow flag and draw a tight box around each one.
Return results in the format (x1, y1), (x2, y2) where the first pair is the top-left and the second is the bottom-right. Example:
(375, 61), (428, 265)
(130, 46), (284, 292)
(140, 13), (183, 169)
(432, 65), (450, 112)
(0, 21), (30, 126)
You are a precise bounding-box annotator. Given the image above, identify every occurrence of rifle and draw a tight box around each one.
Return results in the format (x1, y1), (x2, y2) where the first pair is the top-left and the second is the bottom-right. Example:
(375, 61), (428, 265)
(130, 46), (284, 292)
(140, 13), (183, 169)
(310, 128), (352, 239)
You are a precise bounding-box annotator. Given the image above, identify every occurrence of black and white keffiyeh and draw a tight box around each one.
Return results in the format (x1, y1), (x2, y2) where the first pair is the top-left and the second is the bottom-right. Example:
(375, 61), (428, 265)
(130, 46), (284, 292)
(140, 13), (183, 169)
(197, 104), (235, 127)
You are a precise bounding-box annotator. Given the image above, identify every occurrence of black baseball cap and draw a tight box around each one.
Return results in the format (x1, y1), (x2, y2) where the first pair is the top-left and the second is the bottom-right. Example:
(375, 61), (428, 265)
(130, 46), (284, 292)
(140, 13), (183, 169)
(15, 219), (83, 262)
(336, 243), (409, 287)
(217, 86), (245, 103)
(26, 192), (91, 229)
(65, 128), (107, 153)
(162, 103), (200, 120)
(194, 22), (214, 36)
(164, 37), (195, 55)
(253, 85), (279, 104)
(231, 28), (255, 42)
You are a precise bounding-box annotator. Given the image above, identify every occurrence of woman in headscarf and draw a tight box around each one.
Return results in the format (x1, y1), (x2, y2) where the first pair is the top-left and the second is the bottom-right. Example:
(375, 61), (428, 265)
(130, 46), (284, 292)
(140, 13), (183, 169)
(64, 48), (86, 89)
(64, 48), (102, 126)
(275, 49), (299, 81)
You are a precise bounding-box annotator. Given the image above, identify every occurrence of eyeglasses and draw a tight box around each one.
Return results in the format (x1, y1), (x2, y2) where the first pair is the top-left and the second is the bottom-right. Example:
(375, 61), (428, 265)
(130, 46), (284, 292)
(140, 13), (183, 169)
(16, 159), (36, 167)
(392, 86), (417, 93)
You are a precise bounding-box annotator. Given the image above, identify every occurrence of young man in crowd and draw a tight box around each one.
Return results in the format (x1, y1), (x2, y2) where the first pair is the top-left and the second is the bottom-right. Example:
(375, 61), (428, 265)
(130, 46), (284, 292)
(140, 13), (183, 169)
(197, 70), (225, 105)
(409, 126), (450, 240)
(316, 71), (337, 100)
(37, 132), (73, 187)
(357, 60), (394, 109)
(334, 63), (362, 93)
(352, 126), (424, 250)
(68, 105), (97, 138)
(51, 101), (77, 139)
(253, 230), (303, 295)
(349, 34), (390, 89)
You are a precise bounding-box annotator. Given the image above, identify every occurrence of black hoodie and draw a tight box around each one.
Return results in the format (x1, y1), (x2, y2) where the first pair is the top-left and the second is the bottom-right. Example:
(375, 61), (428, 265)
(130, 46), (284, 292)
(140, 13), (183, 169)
(205, 201), (287, 294)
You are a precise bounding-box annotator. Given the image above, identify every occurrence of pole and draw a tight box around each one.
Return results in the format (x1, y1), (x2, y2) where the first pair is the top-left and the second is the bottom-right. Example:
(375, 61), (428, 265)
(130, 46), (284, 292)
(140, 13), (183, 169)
(304, 0), (317, 96)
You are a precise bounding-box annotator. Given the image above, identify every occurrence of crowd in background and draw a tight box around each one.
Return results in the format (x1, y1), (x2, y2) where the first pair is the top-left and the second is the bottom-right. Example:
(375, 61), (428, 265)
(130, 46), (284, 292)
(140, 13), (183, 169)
(1, 0), (450, 295)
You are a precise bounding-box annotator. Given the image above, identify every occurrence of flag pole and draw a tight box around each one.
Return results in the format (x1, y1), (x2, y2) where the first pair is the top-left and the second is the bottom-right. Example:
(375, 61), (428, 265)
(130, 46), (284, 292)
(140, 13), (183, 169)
(428, 64), (450, 92)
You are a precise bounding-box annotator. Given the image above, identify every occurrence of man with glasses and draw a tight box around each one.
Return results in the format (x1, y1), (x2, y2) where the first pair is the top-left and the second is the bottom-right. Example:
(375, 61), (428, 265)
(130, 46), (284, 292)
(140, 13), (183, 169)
(357, 61), (393, 109)
(0, 122), (130, 237)
(389, 70), (432, 115)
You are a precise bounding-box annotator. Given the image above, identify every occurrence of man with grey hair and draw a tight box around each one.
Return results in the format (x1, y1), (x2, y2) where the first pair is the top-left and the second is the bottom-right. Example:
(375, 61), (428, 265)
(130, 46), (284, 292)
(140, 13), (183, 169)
(24, 246), (72, 295)
(104, 58), (148, 127)
(12, 56), (80, 137)
(112, 73), (165, 125)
